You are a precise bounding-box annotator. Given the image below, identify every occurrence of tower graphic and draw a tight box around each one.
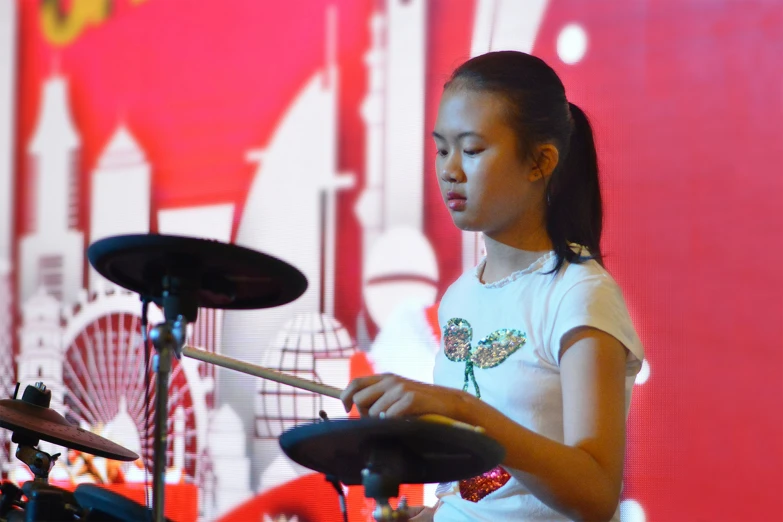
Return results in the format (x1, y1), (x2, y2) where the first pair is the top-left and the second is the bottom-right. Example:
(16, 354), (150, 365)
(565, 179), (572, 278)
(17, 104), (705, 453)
(17, 289), (65, 411)
(88, 125), (151, 293)
(220, 7), (355, 493)
(1, 0), (20, 477)
(19, 76), (84, 307)
(11, 74), (215, 507)
(0, 260), (12, 477)
(356, 0), (439, 334)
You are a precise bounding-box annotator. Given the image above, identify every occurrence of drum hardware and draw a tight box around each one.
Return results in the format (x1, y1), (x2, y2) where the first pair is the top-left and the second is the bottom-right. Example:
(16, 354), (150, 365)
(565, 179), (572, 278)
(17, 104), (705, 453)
(0, 483), (23, 521)
(0, 382), (143, 521)
(178, 346), (500, 521)
(279, 417), (505, 521)
(83, 233), (507, 521)
(317, 411), (351, 522)
(74, 483), (173, 522)
(180, 347), (495, 521)
(87, 234), (308, 521)
(0, 381), (138, 480)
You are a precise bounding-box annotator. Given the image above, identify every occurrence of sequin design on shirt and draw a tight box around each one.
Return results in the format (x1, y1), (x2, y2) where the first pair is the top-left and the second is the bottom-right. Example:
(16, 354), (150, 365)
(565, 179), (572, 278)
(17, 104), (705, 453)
(459, 465), (512, 502)
(472, 329), (528, 369)
(442, 318), (525, 502)
(443, 318), (478, 397)
(442, 319), (526, 399)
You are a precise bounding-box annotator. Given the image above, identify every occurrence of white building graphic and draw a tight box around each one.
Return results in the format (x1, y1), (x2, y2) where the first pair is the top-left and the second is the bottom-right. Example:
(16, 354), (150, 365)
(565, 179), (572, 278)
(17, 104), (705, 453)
(19, 76), (84, 307)
(88, 125), (151, 293)
(356, 0), (427, 236)
(0, 0), (15, 266)
(220, 1), (444, 496)
(220, 7), (355, 492)
(17, 288), (65, 411)
(355, 0), (439, 334)
(0, 259), (12, 477)
(0, 0), (17, 478)
(203, 404), (253, 520)
(10, 72), (236, 517)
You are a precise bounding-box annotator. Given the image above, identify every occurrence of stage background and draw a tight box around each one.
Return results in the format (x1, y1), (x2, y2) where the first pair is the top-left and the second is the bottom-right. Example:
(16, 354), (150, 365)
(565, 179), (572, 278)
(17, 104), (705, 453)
(1, 0), (781, 521)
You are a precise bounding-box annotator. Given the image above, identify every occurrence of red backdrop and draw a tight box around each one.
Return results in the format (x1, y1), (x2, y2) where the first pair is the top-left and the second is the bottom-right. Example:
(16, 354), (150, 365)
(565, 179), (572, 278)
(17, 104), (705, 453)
(4, 0), (782, 521)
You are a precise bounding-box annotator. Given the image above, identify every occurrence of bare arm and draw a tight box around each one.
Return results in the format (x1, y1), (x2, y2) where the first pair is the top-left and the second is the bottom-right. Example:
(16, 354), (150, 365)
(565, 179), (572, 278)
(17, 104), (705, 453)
(458, 327), (627, 520)
(341, 327), (628, 521)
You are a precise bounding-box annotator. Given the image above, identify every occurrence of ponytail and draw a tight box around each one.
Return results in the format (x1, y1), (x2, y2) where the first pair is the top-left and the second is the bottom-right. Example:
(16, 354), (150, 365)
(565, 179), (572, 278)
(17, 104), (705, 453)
(545, 102), (603, 273)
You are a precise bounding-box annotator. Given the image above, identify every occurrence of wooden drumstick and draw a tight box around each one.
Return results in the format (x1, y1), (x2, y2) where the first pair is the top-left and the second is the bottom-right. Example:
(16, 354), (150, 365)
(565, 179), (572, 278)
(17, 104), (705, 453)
(182, 345), (342, 399)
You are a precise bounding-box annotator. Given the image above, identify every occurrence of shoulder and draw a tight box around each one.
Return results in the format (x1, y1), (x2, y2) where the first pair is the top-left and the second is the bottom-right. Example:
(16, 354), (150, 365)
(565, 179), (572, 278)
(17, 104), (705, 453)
(550, 257), (629, 325)
(547, 258), (644, 366)
(549, 255), (620, 297)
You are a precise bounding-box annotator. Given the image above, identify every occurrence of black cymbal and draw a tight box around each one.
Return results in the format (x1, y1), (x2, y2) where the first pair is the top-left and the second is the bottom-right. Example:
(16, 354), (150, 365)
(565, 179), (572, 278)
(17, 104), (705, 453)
(0, 399), (138, 461)
(87, 234), (307, 311)
(279, 418), (505, 486)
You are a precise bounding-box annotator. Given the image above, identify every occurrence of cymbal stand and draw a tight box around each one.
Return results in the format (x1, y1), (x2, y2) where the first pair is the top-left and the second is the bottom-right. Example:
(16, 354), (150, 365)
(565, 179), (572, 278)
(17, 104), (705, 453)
(7, 383), (81, 521)
(361, 443), (410, 522)
(146, 277), (197, 522)
(11, 383), (60, 484)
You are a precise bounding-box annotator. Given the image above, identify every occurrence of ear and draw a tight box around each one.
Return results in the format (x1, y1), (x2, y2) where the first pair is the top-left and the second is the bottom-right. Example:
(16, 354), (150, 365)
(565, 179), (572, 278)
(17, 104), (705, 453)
(528, 143), (560, 181)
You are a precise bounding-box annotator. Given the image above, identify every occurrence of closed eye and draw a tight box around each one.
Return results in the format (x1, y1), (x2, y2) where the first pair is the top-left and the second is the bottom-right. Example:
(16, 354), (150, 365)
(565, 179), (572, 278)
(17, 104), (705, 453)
(464, 149), (484, 157)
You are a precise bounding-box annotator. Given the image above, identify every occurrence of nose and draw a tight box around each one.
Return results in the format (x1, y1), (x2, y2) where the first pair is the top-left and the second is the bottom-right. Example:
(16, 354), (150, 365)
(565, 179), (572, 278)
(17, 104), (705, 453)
(439, 153), (464, 183)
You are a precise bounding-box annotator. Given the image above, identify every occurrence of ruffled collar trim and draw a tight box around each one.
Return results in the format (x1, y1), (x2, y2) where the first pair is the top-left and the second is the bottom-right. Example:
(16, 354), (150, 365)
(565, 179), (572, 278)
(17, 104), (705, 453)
(473, 250), (555, 289)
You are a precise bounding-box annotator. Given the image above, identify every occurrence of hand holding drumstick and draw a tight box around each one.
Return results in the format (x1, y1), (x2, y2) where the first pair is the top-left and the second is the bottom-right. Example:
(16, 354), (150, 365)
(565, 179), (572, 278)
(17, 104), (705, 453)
(182, 345), (483, 432)
(182, 346), (468, 519)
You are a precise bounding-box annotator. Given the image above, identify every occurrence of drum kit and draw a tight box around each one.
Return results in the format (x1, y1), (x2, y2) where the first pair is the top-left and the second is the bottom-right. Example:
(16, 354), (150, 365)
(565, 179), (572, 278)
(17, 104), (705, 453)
(0, 235), (505, 521)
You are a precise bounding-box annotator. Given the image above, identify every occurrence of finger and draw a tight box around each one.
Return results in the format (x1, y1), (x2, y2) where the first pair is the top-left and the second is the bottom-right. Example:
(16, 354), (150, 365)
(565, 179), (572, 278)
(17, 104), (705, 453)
(340, 375), (383, 412)
(367, 381), (408, 417)
(352, 377), (395, 414)
(383, 388), (417, 418)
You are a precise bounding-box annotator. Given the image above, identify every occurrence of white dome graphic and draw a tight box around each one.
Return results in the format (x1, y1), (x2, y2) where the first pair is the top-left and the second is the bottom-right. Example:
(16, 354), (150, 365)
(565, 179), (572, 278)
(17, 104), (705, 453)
(256, 312), (355, 439)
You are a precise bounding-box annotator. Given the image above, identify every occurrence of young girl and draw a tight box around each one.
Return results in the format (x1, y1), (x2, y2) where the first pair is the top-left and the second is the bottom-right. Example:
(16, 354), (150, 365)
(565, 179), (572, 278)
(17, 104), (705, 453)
(341, 51), (643, 522)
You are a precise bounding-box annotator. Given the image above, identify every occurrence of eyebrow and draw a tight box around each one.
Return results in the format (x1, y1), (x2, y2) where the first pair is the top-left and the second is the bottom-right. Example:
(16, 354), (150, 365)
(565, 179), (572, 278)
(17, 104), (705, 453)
(431, 131), (485, 140)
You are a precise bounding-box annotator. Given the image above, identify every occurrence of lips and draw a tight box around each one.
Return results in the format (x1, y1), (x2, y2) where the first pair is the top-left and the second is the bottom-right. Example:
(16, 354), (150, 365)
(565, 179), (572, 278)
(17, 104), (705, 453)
(446, 191), (467, 211)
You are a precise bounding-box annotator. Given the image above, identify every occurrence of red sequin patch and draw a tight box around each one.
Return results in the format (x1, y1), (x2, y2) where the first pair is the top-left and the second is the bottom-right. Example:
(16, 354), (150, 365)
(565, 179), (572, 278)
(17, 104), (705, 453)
(458, 465), (511, 502)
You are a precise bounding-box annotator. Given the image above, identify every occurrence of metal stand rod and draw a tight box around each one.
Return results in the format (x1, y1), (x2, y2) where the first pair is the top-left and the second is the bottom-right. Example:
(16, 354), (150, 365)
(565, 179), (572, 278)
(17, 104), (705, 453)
(149, 316), (186, 522)
(152, 345), (172, 522)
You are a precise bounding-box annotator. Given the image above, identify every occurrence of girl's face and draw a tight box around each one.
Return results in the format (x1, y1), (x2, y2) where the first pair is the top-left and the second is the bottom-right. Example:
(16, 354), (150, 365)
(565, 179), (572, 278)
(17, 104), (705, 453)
(433, 88), (547, 244)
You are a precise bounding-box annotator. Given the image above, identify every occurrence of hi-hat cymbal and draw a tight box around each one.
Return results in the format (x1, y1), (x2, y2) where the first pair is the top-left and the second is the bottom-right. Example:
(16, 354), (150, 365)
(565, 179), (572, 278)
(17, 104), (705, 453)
(0, 399), (138, 462)
(87, 234), (307, 311)
(279, 418), (505, 486)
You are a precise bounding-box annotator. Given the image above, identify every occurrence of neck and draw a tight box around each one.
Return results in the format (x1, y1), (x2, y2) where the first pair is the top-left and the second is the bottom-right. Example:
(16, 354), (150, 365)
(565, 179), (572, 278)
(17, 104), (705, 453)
(481, 230), (552, 284)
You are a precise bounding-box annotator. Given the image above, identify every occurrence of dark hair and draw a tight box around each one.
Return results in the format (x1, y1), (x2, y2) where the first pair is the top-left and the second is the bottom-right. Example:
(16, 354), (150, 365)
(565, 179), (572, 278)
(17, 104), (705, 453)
(445, 51), (603, 273)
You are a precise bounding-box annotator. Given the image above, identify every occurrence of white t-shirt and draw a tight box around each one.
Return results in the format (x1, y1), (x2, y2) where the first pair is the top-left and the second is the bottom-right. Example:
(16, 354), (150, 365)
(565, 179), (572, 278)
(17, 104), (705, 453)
(433, 251), (644, 522)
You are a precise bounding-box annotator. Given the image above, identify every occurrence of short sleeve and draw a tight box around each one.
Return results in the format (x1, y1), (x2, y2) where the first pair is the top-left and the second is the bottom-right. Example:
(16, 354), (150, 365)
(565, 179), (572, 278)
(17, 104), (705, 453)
(549, 275), (644, 372)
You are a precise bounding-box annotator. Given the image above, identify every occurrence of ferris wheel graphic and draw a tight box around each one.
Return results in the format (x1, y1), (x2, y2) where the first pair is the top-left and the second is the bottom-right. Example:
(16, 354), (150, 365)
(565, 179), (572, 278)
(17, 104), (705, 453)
(58, 289), (212, 482)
